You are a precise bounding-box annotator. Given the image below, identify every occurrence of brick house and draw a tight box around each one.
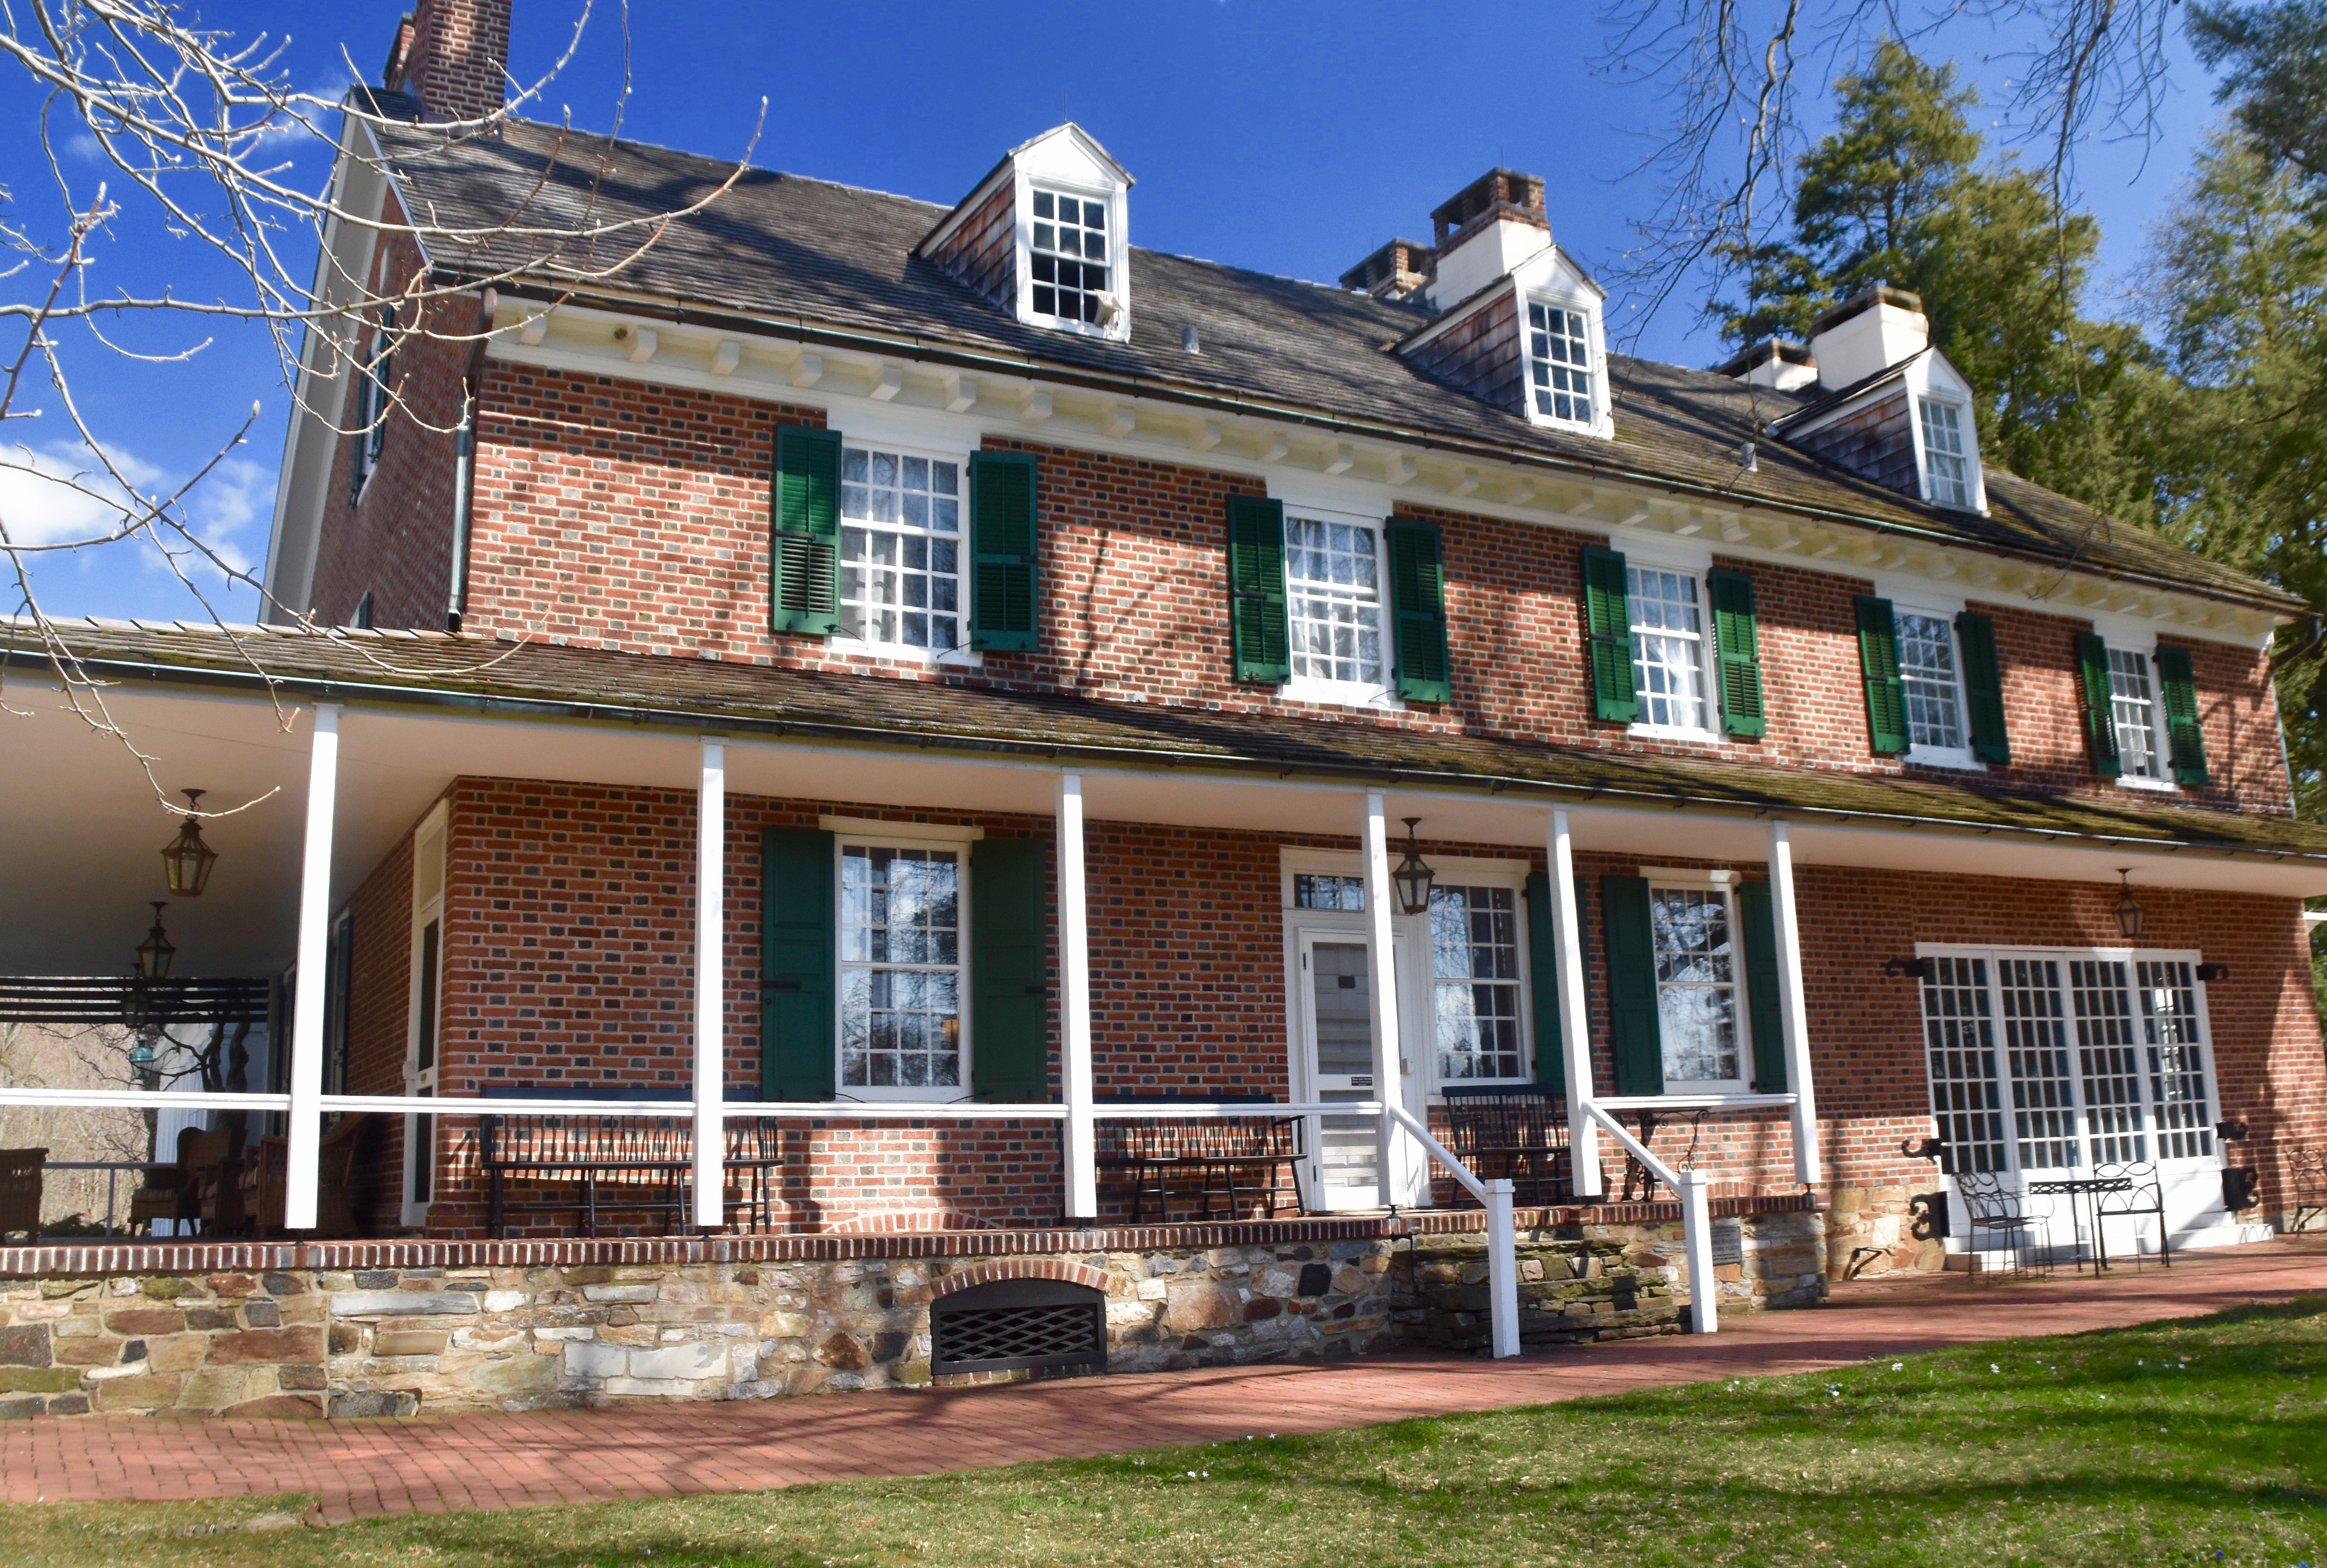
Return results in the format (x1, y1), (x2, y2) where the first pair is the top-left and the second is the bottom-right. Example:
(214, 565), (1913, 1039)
(4, 0), (2323, 1413)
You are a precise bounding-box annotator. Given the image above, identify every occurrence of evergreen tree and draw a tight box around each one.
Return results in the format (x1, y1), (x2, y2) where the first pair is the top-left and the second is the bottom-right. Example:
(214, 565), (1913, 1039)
(2191, 0), (2327, 186)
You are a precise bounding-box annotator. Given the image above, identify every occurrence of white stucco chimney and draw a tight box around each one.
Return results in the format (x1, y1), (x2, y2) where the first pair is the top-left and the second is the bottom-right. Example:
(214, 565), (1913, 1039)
(1808, 285), (1929, 391)
(1425, 169), (1551, 310)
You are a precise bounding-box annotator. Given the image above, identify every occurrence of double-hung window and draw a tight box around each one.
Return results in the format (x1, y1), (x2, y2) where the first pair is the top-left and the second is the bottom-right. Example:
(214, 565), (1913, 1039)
(1031, 188), (1110, 327)
(1627, 565), (1714, 735)
(1649, 882), (1741, 1087)
(1896, 610), (1973, 762)
(839, 446), (963, 655)
(1919, 946), (2217, 1183)
(1430, 885), (1525, 1083)
(1918, 398), (1972, 508)
(350, 306), (394, 498)
(838, 843), (963, 1092)
(2107, 647), (2167, 781)
(1285, 514), (1386, 694)
(1527, 302), (1595, 426)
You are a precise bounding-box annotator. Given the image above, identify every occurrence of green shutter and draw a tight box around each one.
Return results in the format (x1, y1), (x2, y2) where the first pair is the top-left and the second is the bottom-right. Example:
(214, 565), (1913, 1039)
(1955, 612), (2011, 764)
(1226, 495), (1290, 684)
(2075, 632), (2122, 779)
(1581, 546), (1638, 723)
(1386, 518), (1452, 703)
(2156, 645), (2210, 787)
(761, 826), (835, 1101)
(1707, 569), (1766, 738)
(771, 426), (843, 636)
(1735, 882), (1788, 1094)
(1523, 871), (1564, 1093)
(1600, 875), (1663, 1096)
(970, 452), (1039, 652)
(970, 837), (1050, 1101)
(1854, 596), (1909, 755)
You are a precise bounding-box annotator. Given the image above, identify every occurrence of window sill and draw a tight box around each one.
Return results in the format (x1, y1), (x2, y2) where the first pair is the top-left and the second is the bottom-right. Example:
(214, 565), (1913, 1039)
(1279, 677), (1404, 713)
(2115, 774), (2179, 794)
(1626, 722), (1723, 745)
(1908, 746), (1985, 772)
(829, 637), (982, 670)
(833, 1089), (972, 1104)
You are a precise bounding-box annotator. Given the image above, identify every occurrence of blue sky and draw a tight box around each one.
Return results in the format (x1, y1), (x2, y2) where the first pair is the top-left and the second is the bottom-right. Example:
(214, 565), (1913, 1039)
(3, 0), (2229, 625)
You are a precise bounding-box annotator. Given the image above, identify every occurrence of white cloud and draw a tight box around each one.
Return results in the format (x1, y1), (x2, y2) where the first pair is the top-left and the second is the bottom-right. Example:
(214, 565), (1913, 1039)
(0, 439), (271, 581)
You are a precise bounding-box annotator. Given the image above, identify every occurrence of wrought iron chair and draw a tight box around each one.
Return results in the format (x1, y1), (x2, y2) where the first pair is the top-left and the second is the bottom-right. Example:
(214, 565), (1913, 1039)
(1955, 1170), (2045, 1283)
(2093, 1159), (2170, 1268)
(2290, 1147), (2327, 1234)
(1440, 1086), (1571, 1206)
(0, 1148), (45, 1243)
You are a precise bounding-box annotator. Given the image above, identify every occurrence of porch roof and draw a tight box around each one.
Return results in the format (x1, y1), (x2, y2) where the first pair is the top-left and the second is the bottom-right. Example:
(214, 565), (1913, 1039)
(15, 616), (2327, 867)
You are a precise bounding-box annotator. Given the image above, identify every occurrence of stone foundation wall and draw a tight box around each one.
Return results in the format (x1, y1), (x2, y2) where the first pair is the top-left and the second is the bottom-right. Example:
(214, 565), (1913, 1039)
(1395, 1208), (1828, 1351)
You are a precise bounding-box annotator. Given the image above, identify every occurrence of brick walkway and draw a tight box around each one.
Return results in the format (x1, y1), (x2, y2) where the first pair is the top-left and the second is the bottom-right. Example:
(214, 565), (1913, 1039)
(6, 1238), (2322, 1524)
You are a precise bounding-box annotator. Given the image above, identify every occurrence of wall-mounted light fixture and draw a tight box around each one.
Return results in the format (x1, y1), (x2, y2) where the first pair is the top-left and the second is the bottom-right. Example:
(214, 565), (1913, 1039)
(1900, 1135), (1945, 1161)
(1882, 956), (1930, 980)
(2197, 962), (2230, 983)
(2215, 1118), (2251, 1143)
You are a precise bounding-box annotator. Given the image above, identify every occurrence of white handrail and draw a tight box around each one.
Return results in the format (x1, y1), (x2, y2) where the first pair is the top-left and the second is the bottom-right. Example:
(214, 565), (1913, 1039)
(1580, 1100), (1717, 1334)
(0, 1089), (1385, 1120)
(1386, 1102), (1519, 1359)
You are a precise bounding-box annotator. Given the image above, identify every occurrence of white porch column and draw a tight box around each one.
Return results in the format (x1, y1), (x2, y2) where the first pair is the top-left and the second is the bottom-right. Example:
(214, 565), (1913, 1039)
(1549, 809), (1600, 1198)
(1767, 821), (1822, 1186)
(692, 742), (726, 1230)
(285, 702), (341, 1230)
(1057, 772), (1097, 1222)
(1360, 792), (1423, 1207)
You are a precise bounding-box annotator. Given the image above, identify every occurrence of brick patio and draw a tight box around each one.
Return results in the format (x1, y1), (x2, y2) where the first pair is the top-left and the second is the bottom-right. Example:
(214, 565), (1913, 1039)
(4, 1236), (2320, 1523)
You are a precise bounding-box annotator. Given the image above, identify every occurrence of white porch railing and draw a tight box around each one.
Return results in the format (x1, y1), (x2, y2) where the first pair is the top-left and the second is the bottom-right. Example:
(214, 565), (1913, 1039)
(1579, 1100), (1719, 1334)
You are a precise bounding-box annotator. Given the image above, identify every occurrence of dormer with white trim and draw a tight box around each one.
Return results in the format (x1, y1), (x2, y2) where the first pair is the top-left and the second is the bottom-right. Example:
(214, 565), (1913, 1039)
(1389, 169), (1613, 440)
(919, 123), (1133, 344)
(1769, 286), (1987, 513)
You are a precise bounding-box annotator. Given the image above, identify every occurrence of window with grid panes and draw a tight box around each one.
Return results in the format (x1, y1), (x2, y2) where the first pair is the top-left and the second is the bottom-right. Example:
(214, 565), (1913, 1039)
(1031, 189), (1109, 325)
(1431, 886), (1525, 1082)
(2069, 960), (2149, 1163)
(1918, 398), (1972, 507)
(1649, 886), (1739, 1083)
(839, 448), (962, 652)
(2107, 647), (2166, 779)
(1898, 612), (1966, 751)
(1996, 957), (2081, 1169)
(2139, 961), (2215, 1159)
(1293, 873), (1365, 911)
(1285, 516), (1385, 687)
(1626, 566), (1713, 732)
(838, 845), (962, 1090)
(1919, 956), (2009, 1173)
(1527, 302), (1594, 424)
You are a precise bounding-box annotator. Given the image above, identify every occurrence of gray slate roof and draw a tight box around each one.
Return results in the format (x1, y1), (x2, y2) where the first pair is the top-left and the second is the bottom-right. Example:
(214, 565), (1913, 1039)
(364, 100), (2297, 613)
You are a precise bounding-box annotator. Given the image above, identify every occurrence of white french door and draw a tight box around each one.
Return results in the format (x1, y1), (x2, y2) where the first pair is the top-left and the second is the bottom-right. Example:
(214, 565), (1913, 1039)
(1919, 947), (2224, 1251)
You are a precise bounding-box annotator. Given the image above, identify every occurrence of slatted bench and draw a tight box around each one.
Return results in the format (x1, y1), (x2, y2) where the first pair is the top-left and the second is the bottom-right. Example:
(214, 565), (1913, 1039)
(479, 1085), (692, 1238)
(1094, 1095), (1306, 1223)
(1440, 1085), (1572, 1206)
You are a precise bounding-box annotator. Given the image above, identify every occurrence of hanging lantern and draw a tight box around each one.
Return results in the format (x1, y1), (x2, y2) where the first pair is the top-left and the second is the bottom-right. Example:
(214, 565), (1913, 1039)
(135, 902), (176, 981)
(160, 789), (219, 898)
(127, 1039), (156, 1067)
(1392, 818), (1437, 917)
(2113, 869), (2146, 942)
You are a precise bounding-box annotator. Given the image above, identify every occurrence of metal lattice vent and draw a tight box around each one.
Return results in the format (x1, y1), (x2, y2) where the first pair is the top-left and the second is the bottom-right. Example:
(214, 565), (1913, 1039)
(931, 1278), (1105, 1377)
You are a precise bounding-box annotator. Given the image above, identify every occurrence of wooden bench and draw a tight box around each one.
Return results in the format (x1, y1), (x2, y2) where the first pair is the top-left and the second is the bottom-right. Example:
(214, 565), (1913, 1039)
(1440, 1086), (1571, 1206)
(1094, 1096), (1306, 1223)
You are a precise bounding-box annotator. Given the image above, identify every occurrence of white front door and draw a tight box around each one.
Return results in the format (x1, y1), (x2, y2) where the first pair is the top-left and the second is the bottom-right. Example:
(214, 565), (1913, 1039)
(1299, 932), (1381, 1209)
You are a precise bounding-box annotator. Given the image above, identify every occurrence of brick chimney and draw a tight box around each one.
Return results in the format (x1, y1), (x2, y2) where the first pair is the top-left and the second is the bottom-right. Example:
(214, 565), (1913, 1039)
(382, 0), (512, 125)
(1425, 169), (1550, 309)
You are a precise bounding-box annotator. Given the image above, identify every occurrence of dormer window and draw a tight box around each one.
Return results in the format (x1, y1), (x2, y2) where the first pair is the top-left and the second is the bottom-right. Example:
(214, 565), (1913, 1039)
(1918, 398), (1973, 508)
(1031, 189), (1111, 326)
(1528, 302), (1595, 426)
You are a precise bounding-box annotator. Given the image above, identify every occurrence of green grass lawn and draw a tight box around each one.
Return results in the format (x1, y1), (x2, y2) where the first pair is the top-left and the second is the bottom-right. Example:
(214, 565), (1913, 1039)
(11, 1297), (2326, 1568)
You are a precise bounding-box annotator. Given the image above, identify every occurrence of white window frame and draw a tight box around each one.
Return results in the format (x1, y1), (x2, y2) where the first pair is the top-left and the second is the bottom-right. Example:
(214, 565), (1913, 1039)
(832, 438), (975, 666)
(399, 801), (449, 1228)
(2102, 639), (2178, 792)
(1645, 871), (1750, 1095)
(833, 830), (973, 1103)
(1891, 596), (1983, 771)
(1622, 546), (1722, 743)
(1913, 396), (1974, 509)
(350, 306), (393, 502)
(1897, 354), (1988, 514)
(1915, 942), (2221, 1181)
(1521, 291), (1604, 433)
(1015, 173), (1130, 343)
(1279, 503), (1400, 710)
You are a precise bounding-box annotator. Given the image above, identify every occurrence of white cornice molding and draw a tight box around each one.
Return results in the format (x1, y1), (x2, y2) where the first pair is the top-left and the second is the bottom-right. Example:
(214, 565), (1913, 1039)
(480, 304), (2285, 646)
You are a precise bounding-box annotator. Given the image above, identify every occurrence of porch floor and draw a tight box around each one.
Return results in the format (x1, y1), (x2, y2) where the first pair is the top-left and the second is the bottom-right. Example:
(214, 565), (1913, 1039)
(6, 1236), (2322, 1523)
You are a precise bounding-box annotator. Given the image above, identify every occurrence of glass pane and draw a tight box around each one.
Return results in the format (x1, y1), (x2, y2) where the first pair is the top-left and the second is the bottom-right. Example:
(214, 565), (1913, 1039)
(1310, 941), (1375, 1077)
(1921, 956), (2007, 1173)
(1898, 612), (1964, 751)
(838, 846), (962, 1090)
(1627, 567), (1708, 731)
(2070, 959), (2148, 1164)
(1997, 958), (2079, 1170)
(837, 447), (964, 654)
(1650, 888), (1737, 1082)
(2139, 960), (2215, 1159)
(1284, 516), (1384, 686)
(1431, 886), (1524, 1081)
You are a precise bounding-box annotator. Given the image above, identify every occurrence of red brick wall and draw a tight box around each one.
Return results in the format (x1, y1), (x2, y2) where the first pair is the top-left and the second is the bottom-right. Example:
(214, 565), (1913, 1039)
(309, 361), (2291, 813)
(339, 832), (416, 1235)
(304, 209), (467, 631)
(395, 0), (511, 124)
